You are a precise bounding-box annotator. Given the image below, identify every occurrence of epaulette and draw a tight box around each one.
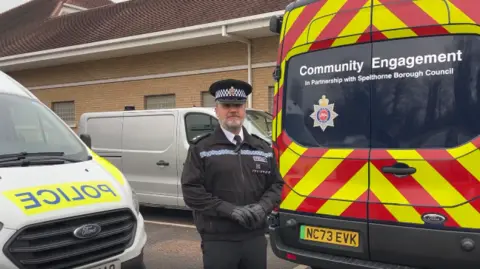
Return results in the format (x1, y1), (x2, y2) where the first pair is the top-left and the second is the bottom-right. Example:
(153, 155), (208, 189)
(190, 132), (212, 144)
(251, 133), (271, 147)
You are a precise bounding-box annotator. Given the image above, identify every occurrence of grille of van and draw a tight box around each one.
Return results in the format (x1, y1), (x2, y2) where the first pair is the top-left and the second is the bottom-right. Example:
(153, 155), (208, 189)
(3, 208), (137, 269)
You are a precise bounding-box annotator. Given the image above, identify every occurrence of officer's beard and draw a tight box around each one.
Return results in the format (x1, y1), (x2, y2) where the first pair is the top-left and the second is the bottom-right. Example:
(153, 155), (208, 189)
(221, 117), (244, 134)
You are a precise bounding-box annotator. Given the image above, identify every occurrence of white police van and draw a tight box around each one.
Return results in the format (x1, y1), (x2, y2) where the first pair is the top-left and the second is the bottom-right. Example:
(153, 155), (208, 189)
(0, 70), (147, 269)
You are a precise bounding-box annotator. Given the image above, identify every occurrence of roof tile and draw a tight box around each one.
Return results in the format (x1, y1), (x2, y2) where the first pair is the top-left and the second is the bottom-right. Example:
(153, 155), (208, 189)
(0, 0), (290, 57)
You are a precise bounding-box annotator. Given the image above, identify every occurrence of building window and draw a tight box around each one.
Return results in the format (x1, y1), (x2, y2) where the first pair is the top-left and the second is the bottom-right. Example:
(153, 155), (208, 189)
(145, 94), (176, 109)
(52, 101), (76, 127)
(268, 86), (274, 113)
(201, 91), (215, 107)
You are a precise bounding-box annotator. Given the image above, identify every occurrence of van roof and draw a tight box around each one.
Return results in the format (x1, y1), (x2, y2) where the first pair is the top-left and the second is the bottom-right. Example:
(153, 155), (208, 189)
(81, 107), (267, 117)
(0, 71), (38, 99)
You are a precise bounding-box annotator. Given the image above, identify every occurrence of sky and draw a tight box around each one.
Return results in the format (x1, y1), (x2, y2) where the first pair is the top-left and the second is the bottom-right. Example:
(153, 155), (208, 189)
(0, 0), (128, 14)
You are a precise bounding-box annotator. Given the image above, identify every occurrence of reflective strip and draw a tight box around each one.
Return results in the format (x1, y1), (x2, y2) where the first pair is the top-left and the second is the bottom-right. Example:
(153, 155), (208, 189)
(90, 150), (125, 185)
(370, 165), (423, 224)
(317, 164), (368, 216)
(331, 5), (371, 47)
(199, 149), (272, 158)
(388, 150), (480, 228)
(280, 150), (352, 211)
(412, 0), (450, 25)
(372, 0), (417, 39)
(455, 149), (480, 183)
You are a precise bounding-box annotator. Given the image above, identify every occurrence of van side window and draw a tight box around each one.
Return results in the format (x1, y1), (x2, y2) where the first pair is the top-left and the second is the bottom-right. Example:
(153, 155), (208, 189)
(185, 113), (219, 142)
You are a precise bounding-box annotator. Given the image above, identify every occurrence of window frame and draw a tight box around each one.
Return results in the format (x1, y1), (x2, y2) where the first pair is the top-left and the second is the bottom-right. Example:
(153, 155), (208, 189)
(144, 94), (176, 110)
(51, 100), (76, 128)
(201, 91), (216, 107)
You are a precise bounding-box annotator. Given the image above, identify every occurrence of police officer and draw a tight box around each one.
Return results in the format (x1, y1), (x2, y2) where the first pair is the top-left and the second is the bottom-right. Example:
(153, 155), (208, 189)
(181, 79), (284, 269)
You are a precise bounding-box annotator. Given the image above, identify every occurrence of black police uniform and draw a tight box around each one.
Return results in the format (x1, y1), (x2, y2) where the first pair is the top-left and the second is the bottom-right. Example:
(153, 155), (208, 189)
(181, 79), (284, 269)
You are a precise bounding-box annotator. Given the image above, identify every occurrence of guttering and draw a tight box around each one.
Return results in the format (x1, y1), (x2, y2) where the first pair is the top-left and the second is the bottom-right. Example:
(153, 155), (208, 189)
(221, 25), (253, 108)
(0, 10), (284, 71)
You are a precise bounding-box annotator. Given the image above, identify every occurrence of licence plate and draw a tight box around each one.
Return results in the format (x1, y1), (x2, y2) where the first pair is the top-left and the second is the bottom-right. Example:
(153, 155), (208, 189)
(300, 225), (359, 247)
(87, 260), (121, 269)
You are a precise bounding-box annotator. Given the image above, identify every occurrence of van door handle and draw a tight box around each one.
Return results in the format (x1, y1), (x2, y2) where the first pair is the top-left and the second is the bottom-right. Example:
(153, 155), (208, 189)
(156, 160), (169, 166)
(382, 163), (416, 177)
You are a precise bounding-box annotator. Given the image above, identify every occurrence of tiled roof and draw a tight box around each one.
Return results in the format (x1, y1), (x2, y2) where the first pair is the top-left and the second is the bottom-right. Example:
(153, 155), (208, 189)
(66, 0), (114, 9)
(0, 0), (290, 58)
(0, 0), (59, 38)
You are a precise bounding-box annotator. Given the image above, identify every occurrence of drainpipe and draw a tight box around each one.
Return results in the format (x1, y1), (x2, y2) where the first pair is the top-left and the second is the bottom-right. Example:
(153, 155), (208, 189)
(222, 25), (253, 108)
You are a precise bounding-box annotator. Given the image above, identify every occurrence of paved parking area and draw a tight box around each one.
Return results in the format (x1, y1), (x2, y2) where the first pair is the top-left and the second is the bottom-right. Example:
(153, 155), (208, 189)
(140, 207), (304, 269)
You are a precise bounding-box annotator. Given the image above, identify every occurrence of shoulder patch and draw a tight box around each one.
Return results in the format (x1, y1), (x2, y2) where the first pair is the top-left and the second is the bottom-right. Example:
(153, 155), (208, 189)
(251, 134), (271, 146)
(190, 132), (212, 144)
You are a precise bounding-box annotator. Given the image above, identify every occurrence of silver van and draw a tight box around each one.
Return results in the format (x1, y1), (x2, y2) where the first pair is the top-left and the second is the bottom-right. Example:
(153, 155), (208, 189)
(77, 107), (272, 209)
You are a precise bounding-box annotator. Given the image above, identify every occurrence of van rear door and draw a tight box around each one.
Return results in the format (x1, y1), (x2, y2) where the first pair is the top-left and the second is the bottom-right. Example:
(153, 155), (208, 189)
(368, 33), (480, 269)
(278, 35), (372, 259)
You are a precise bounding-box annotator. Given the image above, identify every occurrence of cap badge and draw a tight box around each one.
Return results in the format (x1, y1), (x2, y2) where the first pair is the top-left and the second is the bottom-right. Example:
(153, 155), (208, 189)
(310, 95), (338, 131)
(229, 86), (235, 96)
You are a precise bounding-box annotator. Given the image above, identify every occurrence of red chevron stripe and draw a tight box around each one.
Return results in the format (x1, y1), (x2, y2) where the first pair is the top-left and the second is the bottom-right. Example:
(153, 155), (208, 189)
(309, 0), (369, 51)
(379, 0), (449, 35)
(449, 0), (480, 24)
(368, 191), (397, 222)
(371, 25), (389, 41)
(296, 150), (367, 213)
(357, 25), (372, 43)
(416, 149), (454, 161)
(357, 25), (388, 43)
(472, 136), (480, 148)
(280, 0), (327, 62)
(276, 131), (292, 154)
(471, 198), (480, 215)
(418, 150), (480, 212)
(340, 191), (368, 219)
(272, 85), (283, 118)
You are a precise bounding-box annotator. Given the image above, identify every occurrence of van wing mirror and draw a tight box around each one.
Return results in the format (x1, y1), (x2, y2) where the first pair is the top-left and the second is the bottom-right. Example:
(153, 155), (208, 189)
(269, 15), (282, 34)
(79, 134), (92, 148)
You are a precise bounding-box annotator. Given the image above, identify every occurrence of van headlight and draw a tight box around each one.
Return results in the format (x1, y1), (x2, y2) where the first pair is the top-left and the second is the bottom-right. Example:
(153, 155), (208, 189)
(131, 189), (140, 215)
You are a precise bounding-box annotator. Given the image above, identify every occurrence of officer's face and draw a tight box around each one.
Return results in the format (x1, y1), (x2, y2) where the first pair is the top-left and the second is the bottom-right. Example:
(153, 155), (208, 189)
(215, 103), (246, 131)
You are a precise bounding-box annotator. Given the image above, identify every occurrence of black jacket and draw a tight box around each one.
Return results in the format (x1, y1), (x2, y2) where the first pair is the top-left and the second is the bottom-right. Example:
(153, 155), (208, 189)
(181, 126), (284, 241)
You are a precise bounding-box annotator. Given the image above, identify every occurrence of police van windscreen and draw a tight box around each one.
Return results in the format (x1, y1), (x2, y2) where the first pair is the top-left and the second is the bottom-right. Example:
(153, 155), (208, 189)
(0, 93), (89, 160)
(283, 34), (480, 149)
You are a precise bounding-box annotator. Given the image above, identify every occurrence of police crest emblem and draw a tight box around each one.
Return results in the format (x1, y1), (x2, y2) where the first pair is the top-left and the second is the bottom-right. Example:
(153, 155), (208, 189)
(229, 86), (235, 96)
(310, 95), (338, 131)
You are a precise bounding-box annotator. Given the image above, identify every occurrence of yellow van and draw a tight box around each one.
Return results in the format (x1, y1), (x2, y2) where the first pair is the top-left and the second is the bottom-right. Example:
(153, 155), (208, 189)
(268, 1), (480, 269)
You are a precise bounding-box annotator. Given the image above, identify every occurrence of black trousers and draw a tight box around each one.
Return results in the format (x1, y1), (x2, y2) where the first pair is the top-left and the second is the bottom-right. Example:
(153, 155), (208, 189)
(201, 235), (267, 269)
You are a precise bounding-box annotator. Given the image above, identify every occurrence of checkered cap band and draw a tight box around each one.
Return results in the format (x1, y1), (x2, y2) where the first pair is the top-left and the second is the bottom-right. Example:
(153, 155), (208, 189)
(215, 88), (247, 99)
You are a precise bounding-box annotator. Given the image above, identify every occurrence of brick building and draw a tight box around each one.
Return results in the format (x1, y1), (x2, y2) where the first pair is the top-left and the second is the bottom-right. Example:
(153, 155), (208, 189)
(0, 0), (289, 131)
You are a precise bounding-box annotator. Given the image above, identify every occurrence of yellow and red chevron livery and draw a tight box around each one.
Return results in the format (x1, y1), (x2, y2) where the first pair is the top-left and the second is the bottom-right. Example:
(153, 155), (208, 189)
(268, 1), (480, 269)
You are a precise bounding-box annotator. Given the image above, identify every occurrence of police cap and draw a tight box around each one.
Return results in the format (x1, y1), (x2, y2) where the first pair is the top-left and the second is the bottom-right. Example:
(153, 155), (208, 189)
(208, 79), (252, 104)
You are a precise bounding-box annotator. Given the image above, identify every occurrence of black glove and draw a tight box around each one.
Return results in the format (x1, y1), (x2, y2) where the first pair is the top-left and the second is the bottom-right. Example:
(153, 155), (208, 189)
(231, 206), (256, 229)
(245, 203), (267, 229)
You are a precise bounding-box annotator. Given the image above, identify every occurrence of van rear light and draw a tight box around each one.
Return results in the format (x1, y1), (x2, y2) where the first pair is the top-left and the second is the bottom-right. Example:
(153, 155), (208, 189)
(272, 205), (279, 213)
(286, 253), (297, 260)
